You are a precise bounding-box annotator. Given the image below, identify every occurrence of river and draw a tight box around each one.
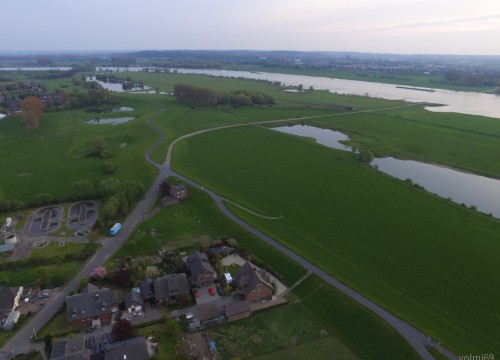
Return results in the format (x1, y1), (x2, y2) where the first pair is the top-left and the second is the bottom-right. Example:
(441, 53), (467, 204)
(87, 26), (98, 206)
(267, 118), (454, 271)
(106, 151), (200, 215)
(172, 69), (500, 119)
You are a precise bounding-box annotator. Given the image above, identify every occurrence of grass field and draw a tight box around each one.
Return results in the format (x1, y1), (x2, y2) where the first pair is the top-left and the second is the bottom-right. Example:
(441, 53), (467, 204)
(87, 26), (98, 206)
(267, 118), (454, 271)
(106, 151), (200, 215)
(250, 336), (357, 360)
(0, 241), (99, 287)
(309, 105), (500, 178)
(0, 94), (159, 203)
(171, 125), (500, 354)
(214, 303), (349, 359)
(135, 323), (177, 360)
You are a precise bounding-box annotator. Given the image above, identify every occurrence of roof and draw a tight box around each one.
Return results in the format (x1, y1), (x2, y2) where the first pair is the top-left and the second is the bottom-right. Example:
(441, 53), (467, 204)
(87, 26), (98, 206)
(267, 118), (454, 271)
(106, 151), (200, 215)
(66, 287), (118, 322)
(225, 301), (251, 317)
(153, 273), (189, 301)
(125, 290), (143, 309)
(139, 278), (154, 299)
(187, 251), (215, 278)
(198, 303), (217, 323)
(0, 287), (22, 314)
(50, 337), (90, 360)
(104, 337), (149, 360)
(234, 262), (273, 298)
(82, 283), (100, 294)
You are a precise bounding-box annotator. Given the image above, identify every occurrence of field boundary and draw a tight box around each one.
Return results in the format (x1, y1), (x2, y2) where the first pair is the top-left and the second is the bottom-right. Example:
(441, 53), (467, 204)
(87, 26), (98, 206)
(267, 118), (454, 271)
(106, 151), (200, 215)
(224, 199), (284, 220)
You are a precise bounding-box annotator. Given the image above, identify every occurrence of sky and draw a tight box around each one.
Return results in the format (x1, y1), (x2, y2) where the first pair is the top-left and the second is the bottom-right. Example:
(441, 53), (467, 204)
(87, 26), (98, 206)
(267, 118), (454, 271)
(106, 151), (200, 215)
(2, 0), (500, 55)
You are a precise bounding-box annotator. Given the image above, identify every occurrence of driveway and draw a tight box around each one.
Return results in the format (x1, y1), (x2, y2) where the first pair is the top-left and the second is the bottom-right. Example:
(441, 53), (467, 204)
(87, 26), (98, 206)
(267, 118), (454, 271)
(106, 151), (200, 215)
(194, 285), (220, 305)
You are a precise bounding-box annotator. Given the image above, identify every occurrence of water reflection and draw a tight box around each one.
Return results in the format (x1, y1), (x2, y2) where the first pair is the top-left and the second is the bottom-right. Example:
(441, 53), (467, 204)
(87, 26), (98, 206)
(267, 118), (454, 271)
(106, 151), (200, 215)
(273, 125), (500, 218)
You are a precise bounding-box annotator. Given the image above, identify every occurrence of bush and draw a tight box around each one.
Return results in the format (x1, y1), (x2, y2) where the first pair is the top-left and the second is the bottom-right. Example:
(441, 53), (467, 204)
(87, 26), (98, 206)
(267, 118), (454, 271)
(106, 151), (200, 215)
(100, 150), (112, 159)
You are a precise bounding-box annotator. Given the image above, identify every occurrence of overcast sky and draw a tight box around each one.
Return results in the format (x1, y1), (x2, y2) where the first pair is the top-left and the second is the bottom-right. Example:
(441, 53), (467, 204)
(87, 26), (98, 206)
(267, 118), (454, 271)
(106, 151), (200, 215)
(2, 0), (500, 55)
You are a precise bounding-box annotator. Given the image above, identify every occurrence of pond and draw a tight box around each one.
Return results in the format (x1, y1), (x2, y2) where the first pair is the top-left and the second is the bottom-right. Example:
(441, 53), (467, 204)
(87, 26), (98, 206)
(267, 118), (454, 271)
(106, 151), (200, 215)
(272, 124), (500, 218)
(86, 117), (135, 125)
(172, 69), (500, 119)
(86, 76), (150, 93)
(85, 107), (134, 113)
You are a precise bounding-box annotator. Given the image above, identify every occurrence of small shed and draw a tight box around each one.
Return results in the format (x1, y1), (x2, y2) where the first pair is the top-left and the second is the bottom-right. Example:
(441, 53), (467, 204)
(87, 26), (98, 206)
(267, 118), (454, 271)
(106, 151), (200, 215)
(2, 311), (20, 330)
(224, 273), (233, 284)
(225, 301), (251, 322)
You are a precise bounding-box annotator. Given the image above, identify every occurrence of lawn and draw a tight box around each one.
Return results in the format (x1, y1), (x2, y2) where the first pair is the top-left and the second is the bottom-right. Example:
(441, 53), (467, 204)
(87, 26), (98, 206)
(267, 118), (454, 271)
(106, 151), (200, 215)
(291, 275), (419, 359)
(0, 94), (159, 204)
(251, 336), (357, 360)
(214, 303), (338, 359)
(171, 125), (500, 354)
(135, 323), (177, 360)
(0, 241), (100, 287)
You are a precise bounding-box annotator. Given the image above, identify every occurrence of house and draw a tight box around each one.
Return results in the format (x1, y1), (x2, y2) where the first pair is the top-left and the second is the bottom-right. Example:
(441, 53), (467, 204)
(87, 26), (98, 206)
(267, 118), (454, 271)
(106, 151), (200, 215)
(153, 273), (190, 305)
(66, 284), (119, 327)
(170, 184), (188, 200)
(125, 289), (143, 315)
(139, 278), (155, 303)
(161, 184), (188, 207)
(0, 286), (23, 316)
(104, 336), (150, 360)
(50, 337), (90, 359)
(187, 251), (216, 287)
(225, 301), (251, 322)
(198, 303), (217, 325)
(233, 262), (273, 302)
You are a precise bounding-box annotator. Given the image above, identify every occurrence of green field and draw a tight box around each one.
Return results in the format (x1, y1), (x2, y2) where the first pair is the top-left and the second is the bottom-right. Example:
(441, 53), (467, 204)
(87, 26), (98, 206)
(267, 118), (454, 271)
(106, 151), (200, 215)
(214, 303), (354, 359)
(0, 241), (99, 287)
(251, 336), (356, 360)
(172, 125), (500, 354)
(0, 94), (160, 203)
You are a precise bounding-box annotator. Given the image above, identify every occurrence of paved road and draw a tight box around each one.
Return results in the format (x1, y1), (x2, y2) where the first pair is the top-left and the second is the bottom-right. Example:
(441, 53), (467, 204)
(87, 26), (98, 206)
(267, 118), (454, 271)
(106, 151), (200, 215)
(3, 105), (456, 359)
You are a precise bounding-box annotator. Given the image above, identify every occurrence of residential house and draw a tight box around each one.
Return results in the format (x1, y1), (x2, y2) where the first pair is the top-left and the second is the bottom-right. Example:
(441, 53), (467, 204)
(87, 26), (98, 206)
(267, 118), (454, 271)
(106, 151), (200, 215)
(104, 337), (150, 360)
(50, 337), (90, 360)
(187, 251), (216, 287)
(161, 184), (188, 207)
(139, 278), (155, 304)
(225, 300), (252, 322)
(0, 286), (23, 316)
(153, 273), (190, 305)
(66, 284), (119, 327)
(198, 303), (217, 325)
(170, 184), (188, 201)
(233, 262), (273, 302)
(125, 289), (143, 315)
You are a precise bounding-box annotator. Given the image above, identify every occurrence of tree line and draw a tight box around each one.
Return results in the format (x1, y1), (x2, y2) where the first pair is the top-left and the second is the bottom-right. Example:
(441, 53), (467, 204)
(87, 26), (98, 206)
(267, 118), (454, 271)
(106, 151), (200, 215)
(173, 83), (275, 107)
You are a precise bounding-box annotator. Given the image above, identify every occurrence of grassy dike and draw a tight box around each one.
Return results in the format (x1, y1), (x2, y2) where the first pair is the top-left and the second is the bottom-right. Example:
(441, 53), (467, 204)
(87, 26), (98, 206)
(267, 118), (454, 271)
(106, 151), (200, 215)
(171, 125), (500, 355)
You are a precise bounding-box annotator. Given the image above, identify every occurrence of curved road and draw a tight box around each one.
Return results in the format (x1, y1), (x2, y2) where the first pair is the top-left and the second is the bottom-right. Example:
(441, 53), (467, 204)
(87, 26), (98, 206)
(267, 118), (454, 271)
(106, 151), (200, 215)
(3, 105), (456, 359)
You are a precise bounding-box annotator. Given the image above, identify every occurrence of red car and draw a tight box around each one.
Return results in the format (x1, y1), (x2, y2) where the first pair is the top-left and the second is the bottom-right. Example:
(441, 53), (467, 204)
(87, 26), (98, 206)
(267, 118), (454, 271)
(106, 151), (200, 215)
(193, 289), (200, 297)
(208, 287), (215, 296)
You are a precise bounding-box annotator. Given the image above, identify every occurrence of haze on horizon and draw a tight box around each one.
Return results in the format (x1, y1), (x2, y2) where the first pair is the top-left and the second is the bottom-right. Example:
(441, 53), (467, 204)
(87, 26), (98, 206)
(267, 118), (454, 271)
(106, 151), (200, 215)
(2, 0), (500, 56)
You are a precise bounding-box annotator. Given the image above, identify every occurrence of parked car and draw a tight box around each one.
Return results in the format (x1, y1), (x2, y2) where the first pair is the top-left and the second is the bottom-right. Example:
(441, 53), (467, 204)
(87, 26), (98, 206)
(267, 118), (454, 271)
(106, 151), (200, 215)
(115, 311), (122, 321)
(102, 333), (109, 344)
(87, 336), (95, 349)
(216, 284), (224, 296)
(208, 287), (215, 296)
(192, 289), (200, 297)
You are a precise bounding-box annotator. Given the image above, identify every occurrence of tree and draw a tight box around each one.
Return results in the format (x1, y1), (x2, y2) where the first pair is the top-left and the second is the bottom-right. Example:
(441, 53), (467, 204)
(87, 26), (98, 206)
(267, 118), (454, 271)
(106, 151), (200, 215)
(114, 268), (132, 286)
(159, 180), (171, 196)
(358, 150), (374, 164)
(145, 266), (159, 279)
(91, 135), (106, 152)
(20, 96), (44, 131)
(44, 334), (53, 356)
(165, 319), (183, 340)
(111, 319), (135, 341)
(99, 178), (122, 198)
(297, 84), (304, 92)
(68, 179), (94, 200)
(90, 266), (107, 280)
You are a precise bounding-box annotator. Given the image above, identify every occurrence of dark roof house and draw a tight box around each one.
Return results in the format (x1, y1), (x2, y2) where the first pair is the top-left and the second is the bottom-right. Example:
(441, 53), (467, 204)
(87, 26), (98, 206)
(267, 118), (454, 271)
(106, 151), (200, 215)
(234, 262), (273, 302)
(104, 337), (149, 360)
(50, 337), (90, 360)
(198, 303), (217, 324)
(66, 285), (119, 327)
(153, 273), (190, 304)
(139, 278), (155, 302)
(125, 290), (143, 312)
(225, 300), (252, 322)
(0, 286), (23, 315)
(187, 251), (216, 287)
